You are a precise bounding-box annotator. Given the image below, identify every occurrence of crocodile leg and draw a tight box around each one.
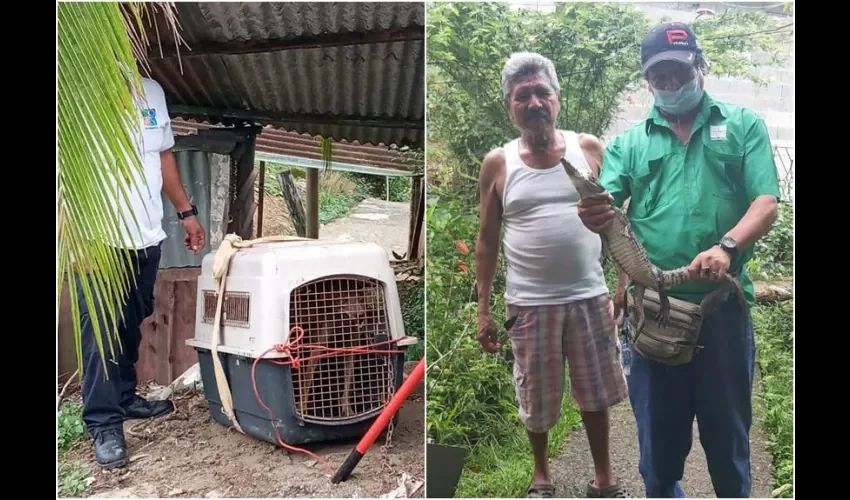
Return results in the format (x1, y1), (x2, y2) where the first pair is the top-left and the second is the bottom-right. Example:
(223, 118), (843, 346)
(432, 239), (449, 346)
(653, 266), (671, 329)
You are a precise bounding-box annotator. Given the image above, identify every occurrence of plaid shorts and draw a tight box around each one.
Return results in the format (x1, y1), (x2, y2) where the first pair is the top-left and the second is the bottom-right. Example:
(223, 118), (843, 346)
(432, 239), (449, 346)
(506, 293), (628, 433)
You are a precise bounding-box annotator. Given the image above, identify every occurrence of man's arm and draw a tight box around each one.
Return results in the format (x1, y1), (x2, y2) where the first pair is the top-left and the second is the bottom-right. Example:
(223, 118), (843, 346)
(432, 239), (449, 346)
(724, 114), (782, 251)
(580, 133), (630, 313)
(578, 133), (604, 178)
(161, 150), (193, 212)
(476, 149), (505, 315)
(154, 88), (205, 254)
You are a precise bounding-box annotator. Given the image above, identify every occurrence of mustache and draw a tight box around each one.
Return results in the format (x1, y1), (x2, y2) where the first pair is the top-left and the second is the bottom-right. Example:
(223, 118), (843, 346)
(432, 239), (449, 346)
(523, 108), (550, 122)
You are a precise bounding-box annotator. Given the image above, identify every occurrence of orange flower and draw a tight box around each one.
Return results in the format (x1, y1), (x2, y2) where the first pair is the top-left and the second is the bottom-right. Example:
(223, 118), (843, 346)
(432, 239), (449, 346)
(458, 259), (469, 273)
(455, 240), (470, 255)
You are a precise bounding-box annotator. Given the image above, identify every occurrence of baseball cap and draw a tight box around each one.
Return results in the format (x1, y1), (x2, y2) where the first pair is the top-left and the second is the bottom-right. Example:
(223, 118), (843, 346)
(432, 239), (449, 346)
(640, 22), (701, 75)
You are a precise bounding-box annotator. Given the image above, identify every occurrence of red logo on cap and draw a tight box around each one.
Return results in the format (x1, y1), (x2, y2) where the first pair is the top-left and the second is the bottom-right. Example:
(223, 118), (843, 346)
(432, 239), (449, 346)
(666, 29), (688, 45)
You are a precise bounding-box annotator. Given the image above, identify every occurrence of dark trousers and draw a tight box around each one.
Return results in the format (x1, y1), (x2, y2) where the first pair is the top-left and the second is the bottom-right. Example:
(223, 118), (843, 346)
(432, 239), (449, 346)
(77, 244), (161, 435)
(627, 296), (755, 498)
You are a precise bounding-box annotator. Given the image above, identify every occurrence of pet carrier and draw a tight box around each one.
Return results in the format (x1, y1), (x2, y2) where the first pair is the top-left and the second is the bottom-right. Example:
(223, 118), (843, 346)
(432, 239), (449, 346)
(186, 239), (418, 446)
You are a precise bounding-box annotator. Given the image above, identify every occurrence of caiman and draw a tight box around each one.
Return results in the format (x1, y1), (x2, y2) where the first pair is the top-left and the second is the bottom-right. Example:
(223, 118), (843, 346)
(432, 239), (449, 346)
(558, 158), (748, 335)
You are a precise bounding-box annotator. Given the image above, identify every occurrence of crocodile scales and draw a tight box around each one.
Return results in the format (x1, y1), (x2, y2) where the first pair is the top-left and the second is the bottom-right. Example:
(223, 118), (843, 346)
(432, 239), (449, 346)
(559, 158), (748, 335)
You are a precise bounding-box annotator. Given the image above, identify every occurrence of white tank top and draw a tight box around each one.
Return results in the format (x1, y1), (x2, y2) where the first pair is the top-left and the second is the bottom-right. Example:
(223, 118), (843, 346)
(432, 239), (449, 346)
(501, 130), (608, 306)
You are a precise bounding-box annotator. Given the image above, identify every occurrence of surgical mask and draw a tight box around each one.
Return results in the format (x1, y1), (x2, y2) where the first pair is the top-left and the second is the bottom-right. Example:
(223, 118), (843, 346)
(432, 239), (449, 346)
(652, 78), (704, 116)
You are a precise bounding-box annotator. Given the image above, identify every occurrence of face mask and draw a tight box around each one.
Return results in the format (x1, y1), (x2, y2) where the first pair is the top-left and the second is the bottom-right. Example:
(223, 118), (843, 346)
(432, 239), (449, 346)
(652, 78), (704, 116)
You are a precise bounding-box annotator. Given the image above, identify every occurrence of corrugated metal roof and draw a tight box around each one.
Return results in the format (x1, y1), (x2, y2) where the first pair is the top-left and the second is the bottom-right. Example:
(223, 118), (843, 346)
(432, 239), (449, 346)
(143, 2), (425, 148)
(170, 2), (425, 44)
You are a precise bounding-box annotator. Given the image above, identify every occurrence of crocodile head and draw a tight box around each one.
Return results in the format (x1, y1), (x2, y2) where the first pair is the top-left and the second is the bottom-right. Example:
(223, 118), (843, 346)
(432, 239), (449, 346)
(559, 158), (605, 198)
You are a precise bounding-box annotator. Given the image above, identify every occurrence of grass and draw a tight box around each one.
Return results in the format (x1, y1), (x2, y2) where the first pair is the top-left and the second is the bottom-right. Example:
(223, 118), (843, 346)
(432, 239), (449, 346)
(260, 163), (368, 226)
(57, 400), (89, 496)
(318, 188), (358, 224)
(58, 401), (86, 451)
(400, 281), (425, 361)
(58, 461), (90, 497)
(752, 299), (794, 498)
(455, 399), (582, 498)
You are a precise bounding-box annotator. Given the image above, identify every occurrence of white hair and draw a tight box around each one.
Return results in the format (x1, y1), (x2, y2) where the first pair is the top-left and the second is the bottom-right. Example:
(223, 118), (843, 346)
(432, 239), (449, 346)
(500, 52), (560, 101)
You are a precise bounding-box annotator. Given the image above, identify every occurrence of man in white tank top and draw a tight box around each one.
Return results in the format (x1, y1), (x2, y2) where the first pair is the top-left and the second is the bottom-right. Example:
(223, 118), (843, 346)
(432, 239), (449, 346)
(476, 52), (628, 498)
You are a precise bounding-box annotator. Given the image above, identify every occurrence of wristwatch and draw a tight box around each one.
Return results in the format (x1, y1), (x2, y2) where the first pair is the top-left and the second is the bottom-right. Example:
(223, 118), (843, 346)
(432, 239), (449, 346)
(718, 236), (738, 259)
(177, 205), (198, 221)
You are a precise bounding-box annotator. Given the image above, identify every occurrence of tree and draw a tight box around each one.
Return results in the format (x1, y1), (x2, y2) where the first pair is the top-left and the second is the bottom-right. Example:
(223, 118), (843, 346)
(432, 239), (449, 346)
(426, 2), (793, 196)
(57, 2), (185, 374)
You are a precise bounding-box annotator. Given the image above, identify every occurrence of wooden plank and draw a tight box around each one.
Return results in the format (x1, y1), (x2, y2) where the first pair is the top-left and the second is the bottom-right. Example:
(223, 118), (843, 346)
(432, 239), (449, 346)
(137, 268), (201, 385)
(169, 277), (200, 381)
(407, 175), (422, 248)
(407, 176), (425, 260)
(278, 171), (307, 237)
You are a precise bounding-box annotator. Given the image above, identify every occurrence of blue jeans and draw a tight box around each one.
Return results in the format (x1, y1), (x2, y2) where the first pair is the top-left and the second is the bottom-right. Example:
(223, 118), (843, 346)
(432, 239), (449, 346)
(77, 244), (161, 435)
(626, 295), (755, 498)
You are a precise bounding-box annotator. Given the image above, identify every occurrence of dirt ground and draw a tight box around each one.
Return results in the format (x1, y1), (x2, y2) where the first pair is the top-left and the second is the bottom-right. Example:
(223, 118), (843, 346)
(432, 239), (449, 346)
(61, 364), (424, 498)
(550, 379), (774, 498)
(319, 199), (410, 260)
(255, 187), (411, 261)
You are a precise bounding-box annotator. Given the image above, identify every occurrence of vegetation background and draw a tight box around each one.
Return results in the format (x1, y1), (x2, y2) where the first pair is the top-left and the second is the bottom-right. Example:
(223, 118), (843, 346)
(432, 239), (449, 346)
(424, 2), (794, 497)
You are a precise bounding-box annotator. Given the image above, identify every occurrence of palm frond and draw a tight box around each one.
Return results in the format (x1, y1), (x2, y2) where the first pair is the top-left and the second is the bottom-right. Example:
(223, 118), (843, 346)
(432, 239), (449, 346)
(57, 1), (185, 376)
(318, 135), (334, 172)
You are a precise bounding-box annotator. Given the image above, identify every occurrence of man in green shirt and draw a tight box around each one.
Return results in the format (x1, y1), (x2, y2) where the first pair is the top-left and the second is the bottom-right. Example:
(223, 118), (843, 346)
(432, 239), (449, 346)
(577, 22), (781, 498)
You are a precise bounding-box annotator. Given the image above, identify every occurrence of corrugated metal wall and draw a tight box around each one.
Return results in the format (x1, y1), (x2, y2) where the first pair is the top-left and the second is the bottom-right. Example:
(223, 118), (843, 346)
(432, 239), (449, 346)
(159, 150), (230, 268)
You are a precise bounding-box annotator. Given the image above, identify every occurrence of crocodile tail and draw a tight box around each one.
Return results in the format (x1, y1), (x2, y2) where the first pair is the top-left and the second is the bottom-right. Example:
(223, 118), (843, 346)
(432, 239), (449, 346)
(726, 274), (749, 309)
(661, 266), (691, 288)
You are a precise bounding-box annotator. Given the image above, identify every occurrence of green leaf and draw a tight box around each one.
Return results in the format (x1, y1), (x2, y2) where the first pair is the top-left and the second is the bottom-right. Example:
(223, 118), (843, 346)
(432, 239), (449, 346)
(57, 2), (185, 376)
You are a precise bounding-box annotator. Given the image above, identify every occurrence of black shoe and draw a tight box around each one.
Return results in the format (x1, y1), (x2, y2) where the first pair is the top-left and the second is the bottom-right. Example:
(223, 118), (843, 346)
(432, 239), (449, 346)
(123, 395), (174, 420)
(93, 427), (128, 469)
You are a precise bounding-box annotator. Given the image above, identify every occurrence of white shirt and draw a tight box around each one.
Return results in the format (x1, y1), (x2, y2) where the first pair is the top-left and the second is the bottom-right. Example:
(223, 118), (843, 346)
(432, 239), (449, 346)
(104, 77), (175, 249)
(500, 130), (608, 306)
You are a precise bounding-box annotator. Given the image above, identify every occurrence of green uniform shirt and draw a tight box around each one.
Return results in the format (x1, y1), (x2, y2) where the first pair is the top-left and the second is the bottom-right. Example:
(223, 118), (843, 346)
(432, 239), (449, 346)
(599, 92), (782, 307)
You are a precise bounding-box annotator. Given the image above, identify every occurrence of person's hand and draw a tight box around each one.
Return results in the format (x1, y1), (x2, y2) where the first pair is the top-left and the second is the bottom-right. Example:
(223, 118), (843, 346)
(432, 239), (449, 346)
(612, 286), (626, 325)
(688, 245), (731, 281)
(181, 217), (206, 255)
(577, 193), (615, 233)
(477, 313), (501, 353)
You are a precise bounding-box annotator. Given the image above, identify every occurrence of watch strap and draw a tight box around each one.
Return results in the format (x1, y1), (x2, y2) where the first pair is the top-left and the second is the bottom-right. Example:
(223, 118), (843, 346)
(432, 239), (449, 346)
(719, 236), (738, 257)
(177, 205), (198, 220)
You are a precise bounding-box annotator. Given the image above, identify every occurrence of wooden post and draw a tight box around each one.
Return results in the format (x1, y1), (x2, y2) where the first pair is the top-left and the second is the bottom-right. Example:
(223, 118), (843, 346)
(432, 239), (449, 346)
(306, 168), (319, 238)
(256, 161), (266, 237)
(277, 171), (307, 237)
(407, 175), (425, 260)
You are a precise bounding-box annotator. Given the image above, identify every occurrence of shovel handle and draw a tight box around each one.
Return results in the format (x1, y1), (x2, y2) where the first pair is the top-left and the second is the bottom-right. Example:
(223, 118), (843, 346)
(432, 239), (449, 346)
(331, 358), (425, 483)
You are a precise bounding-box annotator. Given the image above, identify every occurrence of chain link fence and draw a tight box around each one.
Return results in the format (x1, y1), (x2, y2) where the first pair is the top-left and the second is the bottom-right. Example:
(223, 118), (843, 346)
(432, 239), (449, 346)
(774, 144), (794, 203)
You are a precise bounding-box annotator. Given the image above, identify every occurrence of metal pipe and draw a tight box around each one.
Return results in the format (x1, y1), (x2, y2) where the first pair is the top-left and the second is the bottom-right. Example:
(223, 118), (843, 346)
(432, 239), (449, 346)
(306, 168), (319, 238)
(257, 161), (266, 237)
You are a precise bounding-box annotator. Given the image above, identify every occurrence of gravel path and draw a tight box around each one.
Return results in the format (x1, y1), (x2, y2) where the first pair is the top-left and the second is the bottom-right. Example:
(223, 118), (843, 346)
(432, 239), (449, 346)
(550, 382), (774, 498)
(319, 198), (410, 259)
